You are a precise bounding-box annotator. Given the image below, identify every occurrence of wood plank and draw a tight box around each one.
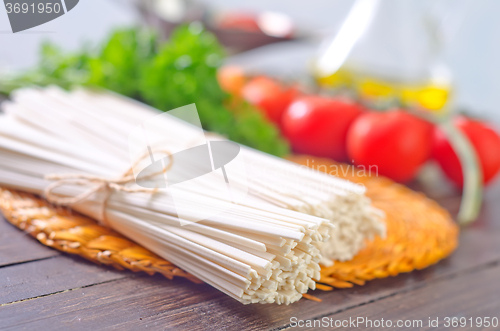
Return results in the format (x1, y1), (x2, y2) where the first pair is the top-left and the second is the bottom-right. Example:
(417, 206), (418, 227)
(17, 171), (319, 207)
(137, 229), (500, 331)
(0, 276), (221, 331)
(0, 255), (128, 305)
(0, 168), (498, 330)
(0, 218), (59, 267)
(1, 225), (499, 331)
(308, 264), (500, 330)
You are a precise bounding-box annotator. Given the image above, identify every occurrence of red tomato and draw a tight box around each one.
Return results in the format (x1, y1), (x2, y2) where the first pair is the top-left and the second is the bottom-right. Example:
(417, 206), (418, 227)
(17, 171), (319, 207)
(346, 110), (433, 182)
(217, 12), (261, 32)
(432, 116), (500, 187)
(217, 65), (246, 95)
(242, 76), (297, 124)
(281, 96), (365, 161)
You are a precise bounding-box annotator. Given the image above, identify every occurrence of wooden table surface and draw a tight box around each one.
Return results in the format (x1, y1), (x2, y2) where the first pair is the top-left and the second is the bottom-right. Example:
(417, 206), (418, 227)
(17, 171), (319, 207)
(1, 180), (500, 330)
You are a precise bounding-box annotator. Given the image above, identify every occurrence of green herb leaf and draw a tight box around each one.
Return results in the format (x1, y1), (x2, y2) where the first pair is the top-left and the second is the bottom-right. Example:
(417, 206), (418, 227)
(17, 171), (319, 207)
(1, 25), (290, 157)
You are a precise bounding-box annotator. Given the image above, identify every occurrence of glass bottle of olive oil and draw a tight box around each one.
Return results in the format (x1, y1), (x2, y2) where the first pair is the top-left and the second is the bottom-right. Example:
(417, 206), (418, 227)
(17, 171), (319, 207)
(313, 0), (452, 114)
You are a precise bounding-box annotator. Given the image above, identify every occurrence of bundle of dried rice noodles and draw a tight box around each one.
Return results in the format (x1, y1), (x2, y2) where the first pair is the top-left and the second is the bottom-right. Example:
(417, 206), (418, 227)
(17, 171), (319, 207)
(0, 86), (384, 304)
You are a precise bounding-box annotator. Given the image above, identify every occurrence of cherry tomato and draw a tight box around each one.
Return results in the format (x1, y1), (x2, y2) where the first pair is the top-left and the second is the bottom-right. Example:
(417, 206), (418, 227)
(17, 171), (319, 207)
(432, 116), (500, 188)
(281, 96), (364, 161)
(346, 110), (433, 182)
(217, 65), (246, 96)
(217, 12), (261, 32)
(242, 76), (297, 124)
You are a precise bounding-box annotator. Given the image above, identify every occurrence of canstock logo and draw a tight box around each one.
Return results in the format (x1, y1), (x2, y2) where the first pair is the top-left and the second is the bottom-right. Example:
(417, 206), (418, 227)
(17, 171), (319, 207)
(4, 0), (79, 33)
(128, 104), (249, 226)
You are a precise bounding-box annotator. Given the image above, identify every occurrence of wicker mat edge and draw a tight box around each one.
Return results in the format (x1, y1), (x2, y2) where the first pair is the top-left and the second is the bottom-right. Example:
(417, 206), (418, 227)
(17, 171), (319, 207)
(0, 157), (459, 297)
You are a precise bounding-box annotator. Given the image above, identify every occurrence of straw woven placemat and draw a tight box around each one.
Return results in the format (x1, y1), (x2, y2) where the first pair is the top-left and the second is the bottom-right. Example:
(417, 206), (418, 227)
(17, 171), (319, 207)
(0, 157), (459, 293)
(0, 189), (201, 284)
(288, 156), (459, 291)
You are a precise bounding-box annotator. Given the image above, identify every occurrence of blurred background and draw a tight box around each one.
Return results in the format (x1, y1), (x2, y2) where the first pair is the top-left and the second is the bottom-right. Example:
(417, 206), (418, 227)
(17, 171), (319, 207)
(1, 0), (499, 121)
(1, 0), (500, 218)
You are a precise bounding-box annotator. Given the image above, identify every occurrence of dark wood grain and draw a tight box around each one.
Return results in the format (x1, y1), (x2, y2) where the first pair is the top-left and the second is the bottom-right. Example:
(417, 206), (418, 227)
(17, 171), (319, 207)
(306, 263), (500, 330)
(0, 226), (499, 331)
(0, 219), (59, 267)
(0, 181), (499, 330)
(0, 255), (127, 305)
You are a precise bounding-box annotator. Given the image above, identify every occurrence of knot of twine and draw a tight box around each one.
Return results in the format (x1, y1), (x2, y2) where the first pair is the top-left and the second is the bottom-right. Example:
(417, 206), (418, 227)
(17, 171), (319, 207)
(43, 151), (173, 225)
